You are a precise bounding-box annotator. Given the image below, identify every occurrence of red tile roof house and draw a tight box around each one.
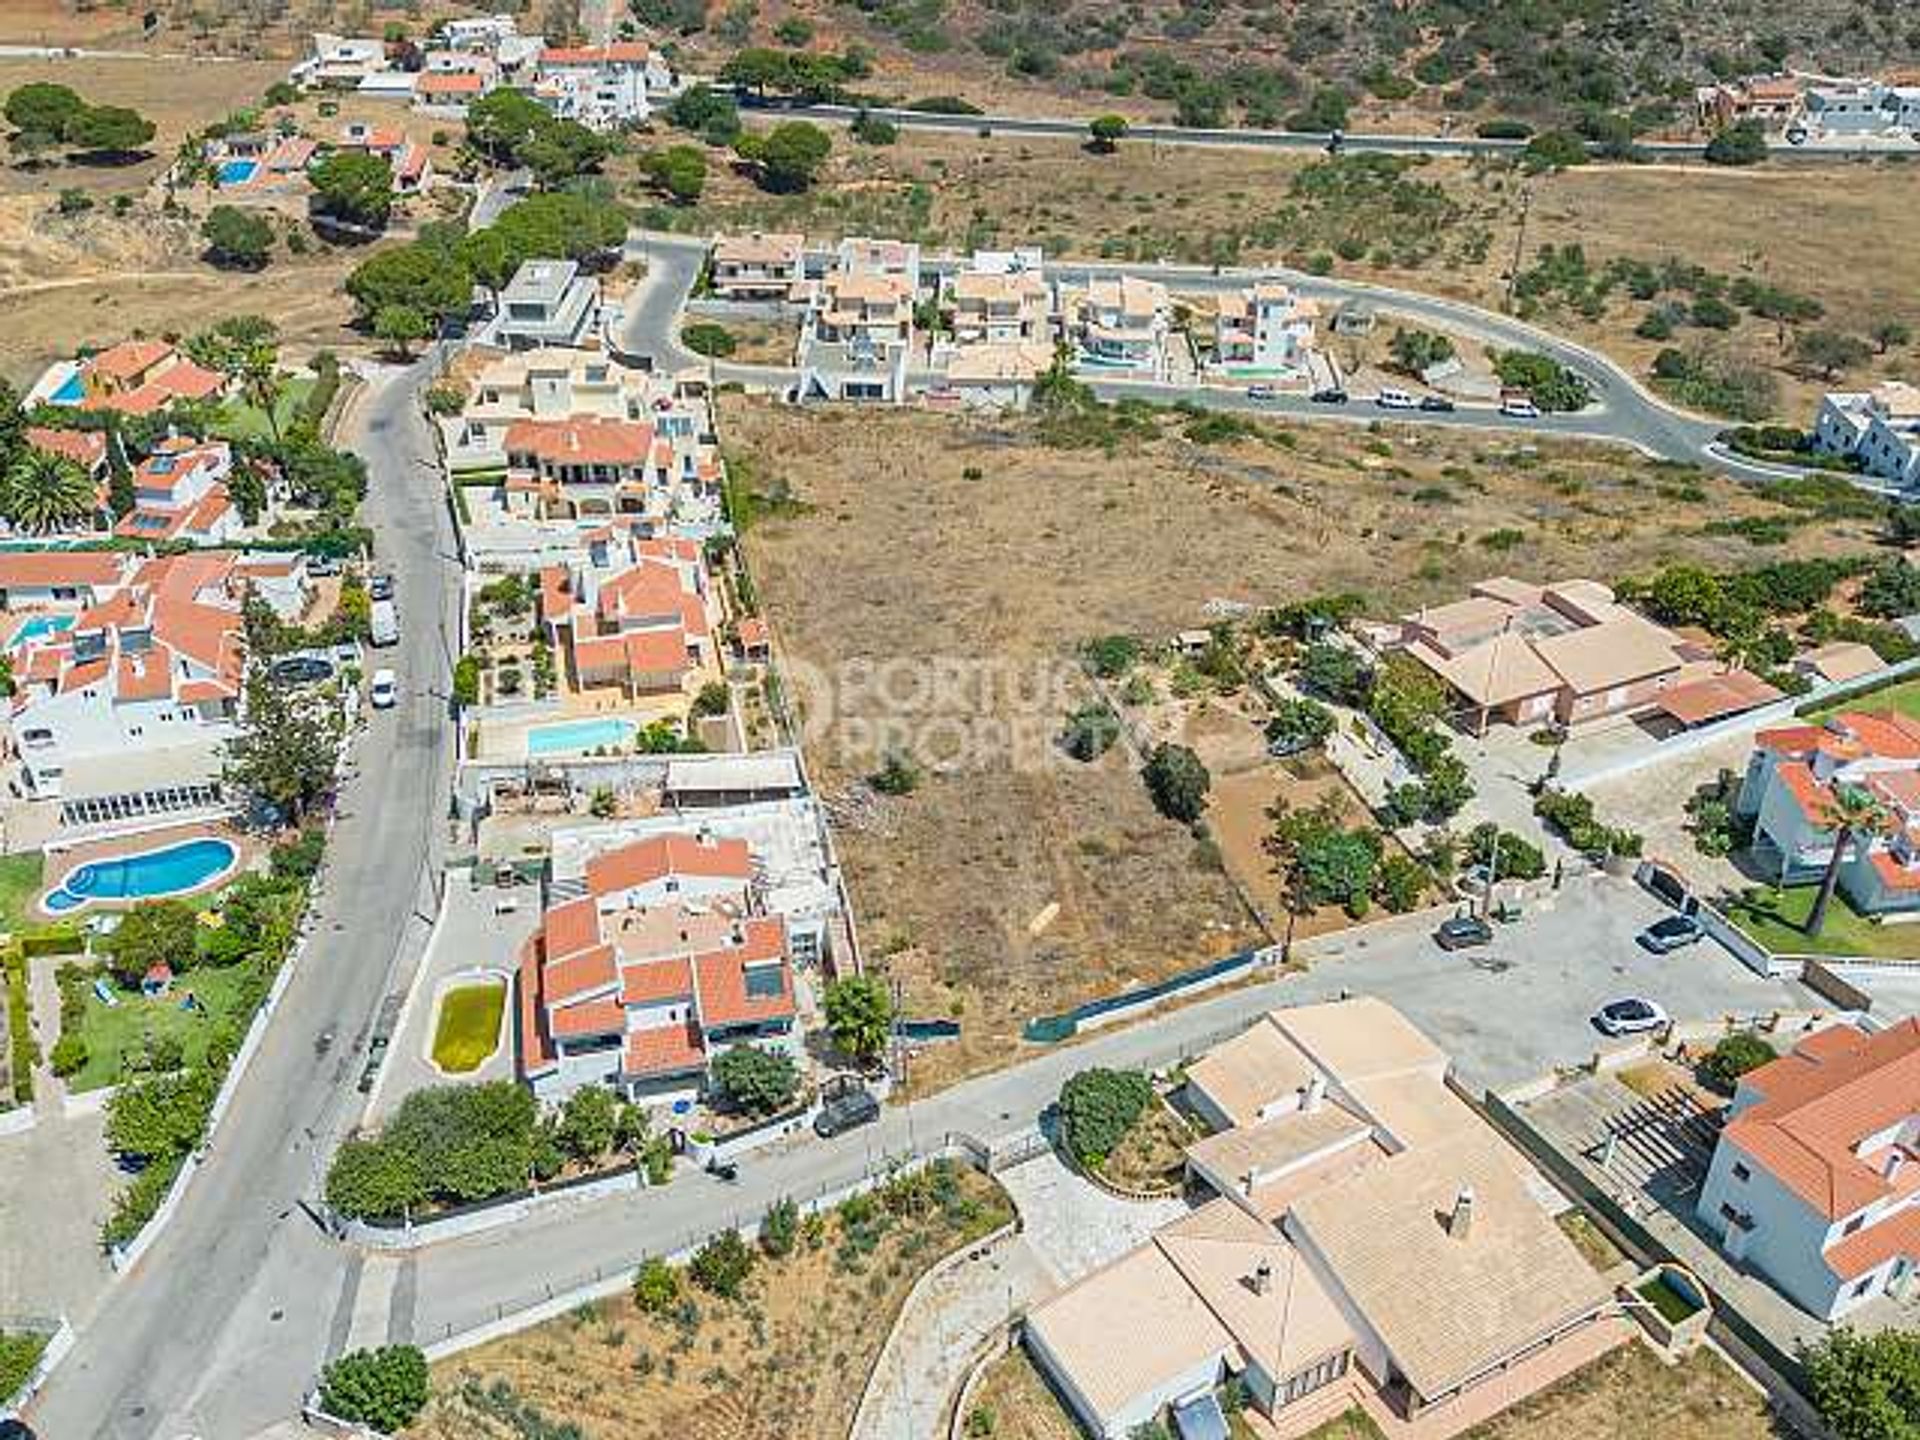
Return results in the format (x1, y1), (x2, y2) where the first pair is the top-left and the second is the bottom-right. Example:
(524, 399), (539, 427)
(112, 437), (241, 547)
(1735, 710), (1920, 913)
(1696, 1019), (1920, 1320)
(502, 417), (663, 521)
(516, 830), (799, 1104)
(537, 532), (717, 700)
(8, 552), (247, 800)
(74, 339), (227, 417)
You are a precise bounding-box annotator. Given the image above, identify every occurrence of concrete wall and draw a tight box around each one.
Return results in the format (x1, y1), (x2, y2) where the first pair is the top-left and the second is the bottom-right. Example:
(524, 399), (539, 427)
(342, 1165), (644, 1251)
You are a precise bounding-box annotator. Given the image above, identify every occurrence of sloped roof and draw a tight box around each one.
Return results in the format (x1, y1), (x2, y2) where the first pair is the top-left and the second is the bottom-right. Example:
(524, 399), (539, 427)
(1184, 1016), (1314, 1129)
(585, 832), (752, 897)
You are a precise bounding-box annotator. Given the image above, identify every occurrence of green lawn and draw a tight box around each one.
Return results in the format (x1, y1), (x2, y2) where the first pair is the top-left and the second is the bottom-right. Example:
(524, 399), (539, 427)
(431, 981), (506, 1073)
(210, 377), (317, 443)
(65, 964), (254, 1094)
(1726, 885), (1920, 960)
(0, 1329), (49, 1402)
(1804, 676), (1920, 725)
(0, 854), (45, 935)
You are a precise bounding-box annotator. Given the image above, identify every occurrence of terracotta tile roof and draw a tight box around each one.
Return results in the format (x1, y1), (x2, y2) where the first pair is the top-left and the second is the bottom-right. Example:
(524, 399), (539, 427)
(542, 42), (652, 64)
(84, 338), (173, 382)
(417, 70), (484, 93)
(539, 565), (572, 625)
(113, 643), (175, 703)
(620, 955), (694, 1005)
(1653, 671), (1783, 726)
(1868, 851), (1920, 892)
(1726, 1020), (1920, 1218)
(544, 941), (618, 1004)
(1775, 760), (1830, 822)
(713, 232), (804, 267)
(571, 627), (691, 679)
(692, 917), (794, 1028)
(623, 1020), (706, 1078)
(1834, 711), (1920, 761)
(1801, 642), (1886, 686)
(736, 616), (769, 648)
(543, 894), (603, 959)
(1827, 1201), (1920, 1280)
(596, 561), (686, 623)
(549, 995), (625, 1038)
(25, 427), (106, 469)
(506, 418), (654, 468)
(0, 551), (125, 591)
(518, 935), (556, 1075)
(585, 832), (752, 896)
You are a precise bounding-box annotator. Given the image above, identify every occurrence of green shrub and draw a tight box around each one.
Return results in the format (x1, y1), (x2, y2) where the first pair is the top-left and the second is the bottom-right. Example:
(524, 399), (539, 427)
(1058, 1068), (1152, 1170)
(318, 1345), (430, 1433)
(634, 1256), (681, 1314)
(689, 1227), (754, 1298)
(760, 1196), (799, 1257)
(1700, 1032), (1775, 1092)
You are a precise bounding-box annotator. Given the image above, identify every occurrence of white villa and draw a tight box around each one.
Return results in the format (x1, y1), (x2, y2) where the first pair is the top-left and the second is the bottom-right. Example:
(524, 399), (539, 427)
(1816, 381), (1920, 489)
(1214, 283), (1317, 378)
(1065, 275), (1171, 379)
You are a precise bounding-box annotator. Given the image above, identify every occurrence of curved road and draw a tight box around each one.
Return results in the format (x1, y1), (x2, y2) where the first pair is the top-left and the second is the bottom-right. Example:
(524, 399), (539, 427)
(26, 355), (461, 1440)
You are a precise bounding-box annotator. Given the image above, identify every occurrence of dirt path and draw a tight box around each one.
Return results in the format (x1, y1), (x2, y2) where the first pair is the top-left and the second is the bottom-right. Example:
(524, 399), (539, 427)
(0, 269), (210, 299)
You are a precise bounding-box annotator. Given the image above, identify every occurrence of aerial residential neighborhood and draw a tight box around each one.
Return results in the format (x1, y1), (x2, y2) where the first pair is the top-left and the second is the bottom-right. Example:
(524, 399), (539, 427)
(0, 3), (1919, 1440)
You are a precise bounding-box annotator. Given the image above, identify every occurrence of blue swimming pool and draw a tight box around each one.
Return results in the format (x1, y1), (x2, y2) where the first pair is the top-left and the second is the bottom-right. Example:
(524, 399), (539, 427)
(49, 370), (84, 405)
(526, 717), (635, 757)
(43, 837), (239, 914)
(10, 614), (73, 648)
(217, 158), (259, 186)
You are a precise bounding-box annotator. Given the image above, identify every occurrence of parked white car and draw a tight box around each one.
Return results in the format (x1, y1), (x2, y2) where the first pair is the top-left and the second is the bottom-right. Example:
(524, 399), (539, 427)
(1500, 394), (1541, 419)
(1376, 387), (1417, 410)
(369, 668), (398, 709)
(1593, 997), (1669, 1036)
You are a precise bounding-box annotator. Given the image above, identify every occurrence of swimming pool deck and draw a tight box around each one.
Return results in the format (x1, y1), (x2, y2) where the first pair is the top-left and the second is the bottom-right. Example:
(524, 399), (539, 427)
(470, 687), (695, 763)
(39, 819), (264, 917)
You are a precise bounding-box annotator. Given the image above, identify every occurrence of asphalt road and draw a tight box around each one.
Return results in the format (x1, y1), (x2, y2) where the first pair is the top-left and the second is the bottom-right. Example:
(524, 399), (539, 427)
(25, 356), (460, 1439)
(388, 875), (1814, 1346)
(757, 98), (1918, 163)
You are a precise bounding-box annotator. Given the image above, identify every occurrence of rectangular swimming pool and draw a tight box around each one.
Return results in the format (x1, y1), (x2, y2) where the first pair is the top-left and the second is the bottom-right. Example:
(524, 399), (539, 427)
(525, 717), (635, 757)
(10, 614), (74, 648)
(218, 158), (259, 186)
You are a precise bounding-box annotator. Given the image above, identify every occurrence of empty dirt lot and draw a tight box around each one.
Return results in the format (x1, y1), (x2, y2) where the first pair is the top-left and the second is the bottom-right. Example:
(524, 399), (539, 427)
(726, 397), (1862, 1088)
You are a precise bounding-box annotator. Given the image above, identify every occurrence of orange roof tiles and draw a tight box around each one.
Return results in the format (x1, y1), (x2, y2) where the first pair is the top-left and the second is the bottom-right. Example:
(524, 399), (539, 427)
(544, 941), (618, 1004)
(506, 418), (654, 468)
(624, 1021), (705, 1077)
(25, 427), (106, 469)
(518, 936), (556, 1074)
(1774, 760), (1830, 823)
(692, 918), (794, 1028)
(585, 833), (752, 897)
(1835, 711), (1920, 761)
(549, 995), (625, 1038)
(1869, 852), (1920, 892)
(620, 955), (694, 1006)
(418, 70), (484, 93)
(543, 894), (603, 960)
(1827, 1201), (1920, 1280)
(0, 551), (125, 591)
(571, 627), (691, 678)
(1726, 1020), (1920, 1218)
(85, 338), (173, 382)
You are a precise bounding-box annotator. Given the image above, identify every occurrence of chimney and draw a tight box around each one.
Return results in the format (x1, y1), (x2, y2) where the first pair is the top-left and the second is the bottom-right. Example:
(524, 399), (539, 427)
(1251, 1261), (1273, 1296)
(1450, 1185), (1476, 1241)
(1302, 1074), (1326, 1114)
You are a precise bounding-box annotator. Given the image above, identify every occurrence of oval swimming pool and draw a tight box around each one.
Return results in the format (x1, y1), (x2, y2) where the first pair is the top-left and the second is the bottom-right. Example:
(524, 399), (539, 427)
(43, 837), (240, 914)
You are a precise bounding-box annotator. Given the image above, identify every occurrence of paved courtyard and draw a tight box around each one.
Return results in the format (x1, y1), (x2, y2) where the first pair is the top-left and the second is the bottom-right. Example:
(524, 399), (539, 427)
(364, 877), (539, 1124)
(1295, 874), (1819, 1094)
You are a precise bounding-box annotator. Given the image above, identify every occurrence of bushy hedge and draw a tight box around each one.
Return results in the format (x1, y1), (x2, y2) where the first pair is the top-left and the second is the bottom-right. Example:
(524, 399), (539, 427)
(1058, 1068), (1153, 1170)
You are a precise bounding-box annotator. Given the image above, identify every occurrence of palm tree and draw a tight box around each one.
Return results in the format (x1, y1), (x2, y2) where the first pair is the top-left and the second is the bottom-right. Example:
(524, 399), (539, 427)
(1807, 784), (1893, 938)
(3, 450), (96, 535)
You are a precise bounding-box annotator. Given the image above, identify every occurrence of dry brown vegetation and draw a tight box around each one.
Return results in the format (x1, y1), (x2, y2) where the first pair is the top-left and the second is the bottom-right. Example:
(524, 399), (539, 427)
(1456, 1342), (1781, 1440)
(965, 1345), (1085, 1440)
(636, 130), (1919, 420)
(725, 395), (1866, 1089)
(407, 1161), (1011, 1440)
(0, 0), (495, 59)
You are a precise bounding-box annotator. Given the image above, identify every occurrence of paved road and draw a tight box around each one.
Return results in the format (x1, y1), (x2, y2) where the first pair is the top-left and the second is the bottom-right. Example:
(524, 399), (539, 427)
(25, 356), (461, 1439)
(754, 98), (1919, 163)
(621, 230), (1783, 477)
(382, 874), (1814, 1351)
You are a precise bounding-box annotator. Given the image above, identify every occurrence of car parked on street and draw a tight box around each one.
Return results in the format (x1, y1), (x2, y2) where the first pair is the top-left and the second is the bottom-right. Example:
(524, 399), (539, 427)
(1434, 914), (1494, 951)
(1418, 395), (1456, 413)
(369, 573), (394, 602)
(1637, 914), (1705, 954)
(814, 1082), (880, 1138)
(370, 669), (398, 709)
(1245, 384), (1277, 401)
(1376, 387), (1417, 410)
(1593, 997), (1670, 1036)
(1310, 387), (1349, 405)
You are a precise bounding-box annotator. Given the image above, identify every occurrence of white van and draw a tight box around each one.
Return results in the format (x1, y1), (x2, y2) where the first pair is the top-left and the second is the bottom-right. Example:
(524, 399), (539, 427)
(1499, 393), (1541, 419)
(1375, 387), (1416, 410)
(369, 598), (399, 648)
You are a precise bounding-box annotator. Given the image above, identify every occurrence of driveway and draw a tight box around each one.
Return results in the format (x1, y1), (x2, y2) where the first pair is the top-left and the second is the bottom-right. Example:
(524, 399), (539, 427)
(854, 1149), (1186, 1440)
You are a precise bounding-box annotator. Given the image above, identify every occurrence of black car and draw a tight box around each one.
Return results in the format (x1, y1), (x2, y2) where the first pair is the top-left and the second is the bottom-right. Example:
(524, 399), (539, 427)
(1309, 388), (1349, 405)
(1418, 396), (1457, 413)
(814, 1085), (880, 1138)
(369, 573), (395, 602)
(269, 655), (334, 686)
(1434, 914), (1494, 951)
(1638, 913), (1706, 954)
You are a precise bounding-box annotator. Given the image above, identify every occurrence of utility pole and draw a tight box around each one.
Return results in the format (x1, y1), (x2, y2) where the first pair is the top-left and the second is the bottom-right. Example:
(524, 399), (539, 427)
(1503, 184), (1533, 315)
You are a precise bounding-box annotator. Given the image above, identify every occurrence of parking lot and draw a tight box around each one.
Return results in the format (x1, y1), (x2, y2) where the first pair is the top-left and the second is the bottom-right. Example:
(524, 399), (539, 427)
(1294, 874), (1821, 1094)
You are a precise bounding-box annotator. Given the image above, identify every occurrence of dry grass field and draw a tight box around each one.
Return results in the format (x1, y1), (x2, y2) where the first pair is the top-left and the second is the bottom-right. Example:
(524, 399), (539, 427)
(1456, 1343), (1781, 1440)
(0, 0), (493, 59)
(964, 1346), (1085, 1440)
(406, 1162), (1011, 1440)
(725, 396), (1865, 1088)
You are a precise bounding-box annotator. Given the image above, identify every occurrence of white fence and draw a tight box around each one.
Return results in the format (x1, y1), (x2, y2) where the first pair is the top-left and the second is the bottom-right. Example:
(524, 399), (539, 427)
(341, 1166), (644, 1252)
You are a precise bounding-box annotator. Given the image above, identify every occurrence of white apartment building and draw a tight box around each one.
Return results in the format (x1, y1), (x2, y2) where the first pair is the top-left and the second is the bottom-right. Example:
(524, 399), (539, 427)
(708, 233), (806, 301)
(1214, 283), (1317, 377)
(112, 437), (240, 546)
(484, 259), (607, 351)
(1816, 381), (1920, 488)
(533, 42), (673, 130)
(1066, 275), (1171, 379)
(1698, 1020), (1920, 1320)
